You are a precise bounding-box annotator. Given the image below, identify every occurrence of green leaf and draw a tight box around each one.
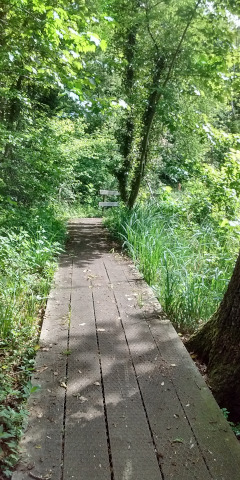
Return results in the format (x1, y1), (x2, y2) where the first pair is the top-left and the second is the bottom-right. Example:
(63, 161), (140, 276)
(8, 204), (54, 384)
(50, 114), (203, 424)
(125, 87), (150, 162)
(172, 438), (184, 444)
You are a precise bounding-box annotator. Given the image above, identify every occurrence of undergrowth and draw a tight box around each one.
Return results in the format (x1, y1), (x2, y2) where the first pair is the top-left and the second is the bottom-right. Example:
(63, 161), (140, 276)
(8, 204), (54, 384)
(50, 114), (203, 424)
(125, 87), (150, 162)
(54, 200), (101, 219)
(105, 192), (239, 333)
(222, 408), (240, 439)
(0, 202), (68, 477)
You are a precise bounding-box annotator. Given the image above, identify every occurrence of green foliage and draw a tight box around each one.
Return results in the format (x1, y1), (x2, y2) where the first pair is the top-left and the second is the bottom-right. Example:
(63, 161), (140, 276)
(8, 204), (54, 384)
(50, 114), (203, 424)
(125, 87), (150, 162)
(96, 0), (240, 206)
(0, 0), (239, 474)
(55, 201), (101, 219)
(106, 190), (239, 332)
(0, 203), (67, 476)
(0, 204), (66, 340)
(0, 405), (27, 477)
(0, 115), (118, 208)
(221, 408), (240, 438)
(0, 0), (105, 118)
(73, 127), (121, 205)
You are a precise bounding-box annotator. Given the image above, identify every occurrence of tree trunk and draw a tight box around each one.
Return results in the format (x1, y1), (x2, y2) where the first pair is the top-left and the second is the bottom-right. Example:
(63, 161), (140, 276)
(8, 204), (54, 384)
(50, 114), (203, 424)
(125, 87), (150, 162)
(115, 28), (137, 203)
(127, 57), (164, 209)
(2, 76), (23, 163)
(187, 250), (240, 420)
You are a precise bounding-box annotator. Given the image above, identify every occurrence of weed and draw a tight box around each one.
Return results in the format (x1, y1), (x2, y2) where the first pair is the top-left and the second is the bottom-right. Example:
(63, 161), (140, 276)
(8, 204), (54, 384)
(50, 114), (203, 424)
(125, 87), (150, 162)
(62, 349), (72, 356)
(137, 293), (144, 309)
(222, 408), (240, 438)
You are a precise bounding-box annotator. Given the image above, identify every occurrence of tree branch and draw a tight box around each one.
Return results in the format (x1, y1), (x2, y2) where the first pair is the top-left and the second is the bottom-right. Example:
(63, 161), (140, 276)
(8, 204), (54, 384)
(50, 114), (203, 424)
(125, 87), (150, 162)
(145, 2), (160, 55)
(151, 1), (164, 9)
(162, 0), (202, 88)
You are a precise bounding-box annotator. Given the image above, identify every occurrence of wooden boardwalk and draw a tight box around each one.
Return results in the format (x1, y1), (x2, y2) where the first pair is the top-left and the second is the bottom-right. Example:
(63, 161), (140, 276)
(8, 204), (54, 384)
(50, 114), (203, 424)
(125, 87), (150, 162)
(12, 219), (240, 480)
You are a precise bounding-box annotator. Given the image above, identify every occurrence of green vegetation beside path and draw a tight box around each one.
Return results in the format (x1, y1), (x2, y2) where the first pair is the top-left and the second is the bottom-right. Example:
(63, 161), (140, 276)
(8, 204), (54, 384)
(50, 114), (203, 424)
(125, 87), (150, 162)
(1, 0), (240, 475)
(0, 204), (66, 477)
(105, 192), (240, 333)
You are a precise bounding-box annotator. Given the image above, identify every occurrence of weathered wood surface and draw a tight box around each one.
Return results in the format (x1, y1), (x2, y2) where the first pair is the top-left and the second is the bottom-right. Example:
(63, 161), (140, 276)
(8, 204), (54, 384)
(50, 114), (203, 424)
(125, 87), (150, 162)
(12, 218), (240, 480)
(99, 201), (119, 207)
(99, 190), (120, 196)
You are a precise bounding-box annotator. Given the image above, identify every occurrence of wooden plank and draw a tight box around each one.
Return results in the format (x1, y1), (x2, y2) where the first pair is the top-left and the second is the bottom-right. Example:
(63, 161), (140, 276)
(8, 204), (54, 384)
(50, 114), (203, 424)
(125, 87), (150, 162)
(108, 280), (212, 480)
(108, 248), (240, 479)
(100, 190), (120, 196)
(12, 255), (73, 480)
(63, 260), (110, 479)
(93, 285), (162, 480)
(103, 252), (144, 283)
(99, 201), (119, 207)
(68, 226), (110, 288)
(149, 318), (240, 480)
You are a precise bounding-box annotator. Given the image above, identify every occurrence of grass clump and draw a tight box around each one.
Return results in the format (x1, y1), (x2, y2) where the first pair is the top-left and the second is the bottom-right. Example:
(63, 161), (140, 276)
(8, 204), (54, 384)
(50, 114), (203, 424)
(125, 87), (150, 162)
(106, 192), (239, 333)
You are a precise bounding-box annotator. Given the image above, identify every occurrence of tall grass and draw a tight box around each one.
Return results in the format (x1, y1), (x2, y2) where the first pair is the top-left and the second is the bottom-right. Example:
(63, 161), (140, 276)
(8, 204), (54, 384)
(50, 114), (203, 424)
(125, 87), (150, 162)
(106, 199), (239, 332)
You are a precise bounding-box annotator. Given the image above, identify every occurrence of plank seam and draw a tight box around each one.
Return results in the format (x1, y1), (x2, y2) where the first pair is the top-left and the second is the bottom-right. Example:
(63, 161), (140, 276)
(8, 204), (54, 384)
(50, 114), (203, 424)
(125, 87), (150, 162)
(61, 258), (73, 480)
(120, 257), (214, 478)
(116, 254), (214, 476)
(146, 320), (214, 479)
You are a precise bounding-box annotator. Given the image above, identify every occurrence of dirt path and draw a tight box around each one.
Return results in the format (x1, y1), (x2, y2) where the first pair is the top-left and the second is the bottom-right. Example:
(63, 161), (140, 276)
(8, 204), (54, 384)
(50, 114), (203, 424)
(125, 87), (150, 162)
(12, 219), (240, 480)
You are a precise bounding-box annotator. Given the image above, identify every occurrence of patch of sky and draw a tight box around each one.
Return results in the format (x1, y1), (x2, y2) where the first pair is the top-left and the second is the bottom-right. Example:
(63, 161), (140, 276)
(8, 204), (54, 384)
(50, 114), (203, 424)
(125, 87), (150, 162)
(70, 50), (79, 59)
(226, 10), (240, 27)
(56, 30), (63, 38)
(193, 88), (201, 96)
(89, 35), (101, 46)
(69, 27), (80, 36)
(68, 91), (80, 103)
(118, 99), (128, 109)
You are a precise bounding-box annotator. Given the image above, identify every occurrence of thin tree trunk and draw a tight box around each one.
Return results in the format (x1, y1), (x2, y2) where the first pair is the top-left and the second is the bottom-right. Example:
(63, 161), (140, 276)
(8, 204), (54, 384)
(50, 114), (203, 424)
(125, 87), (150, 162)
(8, 75), (23, 127)
(127, 57), (164, 209)
(116, 27), (137, 202)
(3, 76), (23, 162)
(127, 0), (202, 208)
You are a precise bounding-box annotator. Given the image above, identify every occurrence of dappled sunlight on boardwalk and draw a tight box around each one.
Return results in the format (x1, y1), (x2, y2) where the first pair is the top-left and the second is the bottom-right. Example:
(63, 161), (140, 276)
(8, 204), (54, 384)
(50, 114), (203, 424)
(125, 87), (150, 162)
(12, 219), (240, 480)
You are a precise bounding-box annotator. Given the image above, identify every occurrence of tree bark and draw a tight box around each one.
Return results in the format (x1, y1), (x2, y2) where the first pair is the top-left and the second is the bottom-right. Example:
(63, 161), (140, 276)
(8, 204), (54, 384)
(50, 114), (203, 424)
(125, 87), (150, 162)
(187, 250), (240, 420)
(2, 76), (24, 162)
(115, 27), (137, 203)
(127, 56), (164, 209)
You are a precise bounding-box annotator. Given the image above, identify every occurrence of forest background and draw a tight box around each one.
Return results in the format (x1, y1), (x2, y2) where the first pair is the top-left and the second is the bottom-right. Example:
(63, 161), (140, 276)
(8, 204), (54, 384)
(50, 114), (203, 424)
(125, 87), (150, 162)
(0, 0), (240, 476)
